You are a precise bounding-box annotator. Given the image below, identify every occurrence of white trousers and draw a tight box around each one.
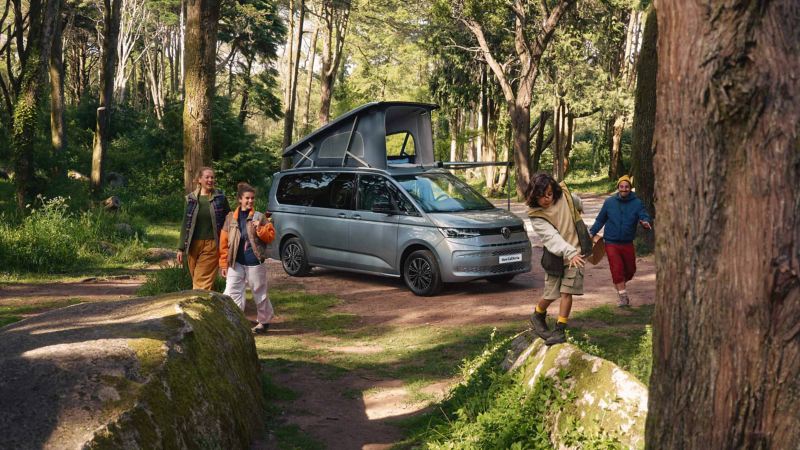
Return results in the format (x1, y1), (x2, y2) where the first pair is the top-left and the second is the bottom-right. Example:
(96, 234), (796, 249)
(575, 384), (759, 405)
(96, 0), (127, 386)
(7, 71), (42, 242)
(223, 262), (274, 324)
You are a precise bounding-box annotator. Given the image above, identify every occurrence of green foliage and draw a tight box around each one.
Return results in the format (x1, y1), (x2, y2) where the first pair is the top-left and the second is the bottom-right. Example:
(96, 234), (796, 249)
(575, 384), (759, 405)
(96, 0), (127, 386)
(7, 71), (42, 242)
(136, 263), (225, 296)
(0, 196), (148, 274)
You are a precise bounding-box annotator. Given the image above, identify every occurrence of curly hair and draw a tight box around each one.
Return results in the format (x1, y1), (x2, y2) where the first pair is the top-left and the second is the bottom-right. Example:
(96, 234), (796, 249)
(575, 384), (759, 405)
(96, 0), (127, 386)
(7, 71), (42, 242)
(524, 172), (563, 207)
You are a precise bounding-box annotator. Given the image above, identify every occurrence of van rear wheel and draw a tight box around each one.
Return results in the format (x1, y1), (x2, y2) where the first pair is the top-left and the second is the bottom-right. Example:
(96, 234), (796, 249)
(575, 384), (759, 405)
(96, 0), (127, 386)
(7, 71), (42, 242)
(403, 249), (442, 296)
(281, 237), (311, 276)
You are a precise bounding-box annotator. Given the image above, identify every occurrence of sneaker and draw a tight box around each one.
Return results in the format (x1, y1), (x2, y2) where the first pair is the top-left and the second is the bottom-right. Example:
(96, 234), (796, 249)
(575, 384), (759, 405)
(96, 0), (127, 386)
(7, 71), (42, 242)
(529, 312), (551, 340)
(251, 323), (270, 334)
(617, 292), (630, 308)
(545, 323), (567, 346)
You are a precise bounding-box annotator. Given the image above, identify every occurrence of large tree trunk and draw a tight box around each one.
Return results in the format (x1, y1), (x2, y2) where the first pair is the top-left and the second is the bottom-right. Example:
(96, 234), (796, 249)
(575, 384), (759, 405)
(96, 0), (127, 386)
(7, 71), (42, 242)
(12, 0), (60, 208)
(238, 55), (252, 125)
(508, 102), (531, 198)
(646, 1), (800, 448)
(629, 6), (656, 253)
(182, 0), (220, 193)
(606, 115), (625, 179)
(301, 22), (318, 135)
(49, 7), (65, 154)
(91, 0), (122, 193)
(317, 0), (349, 125)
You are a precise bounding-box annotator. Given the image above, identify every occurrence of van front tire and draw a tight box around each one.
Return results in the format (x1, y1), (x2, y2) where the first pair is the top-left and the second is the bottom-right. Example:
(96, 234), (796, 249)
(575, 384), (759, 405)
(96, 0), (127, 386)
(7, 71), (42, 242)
(281, 237), (311, 277)
(403, 249), (442, 296)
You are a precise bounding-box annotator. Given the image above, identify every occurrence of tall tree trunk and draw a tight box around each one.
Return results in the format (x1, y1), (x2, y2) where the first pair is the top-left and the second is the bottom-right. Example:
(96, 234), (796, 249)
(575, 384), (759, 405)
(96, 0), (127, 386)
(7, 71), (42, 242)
(630, 6), (656, 252)
(182, 0), (220, 192)
(11, 0), (60, 207)
(91, 0), (122, 193)
(238, 55), (252, 125)
(647, 1), (800, 448)
(531, 110), (551, 173)
(607, 115), (625, 179)
(49, 7), (65, 154)
(317, 0), (349, 125)
(281, 0), (305, 158)
(301, 22), (318, 135)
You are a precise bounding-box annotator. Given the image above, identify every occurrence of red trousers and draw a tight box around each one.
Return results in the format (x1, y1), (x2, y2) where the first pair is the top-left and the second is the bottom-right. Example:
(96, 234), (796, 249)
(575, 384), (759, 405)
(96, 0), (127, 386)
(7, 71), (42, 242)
(605, 242), (636, 285)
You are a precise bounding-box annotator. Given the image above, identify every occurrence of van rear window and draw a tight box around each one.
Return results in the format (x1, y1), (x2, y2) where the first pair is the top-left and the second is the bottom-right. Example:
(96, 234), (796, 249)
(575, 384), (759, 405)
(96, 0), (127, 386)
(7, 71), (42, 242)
(276, 173), (355, 209)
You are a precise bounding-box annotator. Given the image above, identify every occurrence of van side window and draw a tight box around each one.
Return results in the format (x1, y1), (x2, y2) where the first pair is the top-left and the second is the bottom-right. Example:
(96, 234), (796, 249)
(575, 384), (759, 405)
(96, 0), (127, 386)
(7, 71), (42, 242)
(276, 173), (355, 209)
(357, 175), (415, 213)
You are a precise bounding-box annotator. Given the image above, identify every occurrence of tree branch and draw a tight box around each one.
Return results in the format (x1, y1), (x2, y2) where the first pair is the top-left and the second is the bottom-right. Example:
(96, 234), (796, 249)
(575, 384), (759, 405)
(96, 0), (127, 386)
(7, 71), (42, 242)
(462, 18), (513, 103)
(570, 106), (602, 119)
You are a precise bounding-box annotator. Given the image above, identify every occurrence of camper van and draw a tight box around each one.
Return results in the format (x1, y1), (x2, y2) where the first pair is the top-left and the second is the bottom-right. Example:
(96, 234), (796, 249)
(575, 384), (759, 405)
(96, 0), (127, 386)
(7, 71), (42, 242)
(268, 102), (532, 296)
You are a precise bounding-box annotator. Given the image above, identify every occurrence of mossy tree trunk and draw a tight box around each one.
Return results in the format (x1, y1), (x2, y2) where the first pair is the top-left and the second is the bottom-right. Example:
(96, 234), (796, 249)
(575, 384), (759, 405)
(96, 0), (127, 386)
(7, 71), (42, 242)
(49, 6), (65, 155)
(11, 0), (60, 208)
(182, 0), (220, 192)
(647, 0), (800, 447)
(91, 0), (122, 193)
(317, 0), (349, 127)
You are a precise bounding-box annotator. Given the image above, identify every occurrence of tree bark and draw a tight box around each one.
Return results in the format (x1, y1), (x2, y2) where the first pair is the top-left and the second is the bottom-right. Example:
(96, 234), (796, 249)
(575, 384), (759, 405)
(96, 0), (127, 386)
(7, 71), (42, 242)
(49, 6), (65, 154)
(607, 115), (625, 179)
(301, 21), (318, 135)
(646, 1), (800, 448)
(317, 0), (349, 125)
(91, 0), (122, 193)
(11, 0), (60, 207)
(630, 6), (656, 218)
(182, 0), (220, 192)
(281, 0), (305, 153)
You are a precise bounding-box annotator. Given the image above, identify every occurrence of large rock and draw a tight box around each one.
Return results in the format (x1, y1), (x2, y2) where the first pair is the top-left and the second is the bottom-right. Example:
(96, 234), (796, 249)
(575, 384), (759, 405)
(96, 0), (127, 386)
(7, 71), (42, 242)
(501, 332), (648, 449)
(0, 291), (264, 449)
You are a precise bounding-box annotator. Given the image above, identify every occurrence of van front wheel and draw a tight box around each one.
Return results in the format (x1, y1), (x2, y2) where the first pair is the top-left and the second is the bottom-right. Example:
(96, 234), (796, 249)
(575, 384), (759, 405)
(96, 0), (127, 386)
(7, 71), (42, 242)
(403, 250), (442, 296)
(281, 237), (311, 276)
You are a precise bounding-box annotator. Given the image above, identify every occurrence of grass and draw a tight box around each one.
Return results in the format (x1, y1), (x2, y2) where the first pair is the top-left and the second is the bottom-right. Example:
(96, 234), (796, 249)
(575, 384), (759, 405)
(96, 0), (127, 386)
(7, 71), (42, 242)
(0, 299), (83, 328)
(564, 171), (617, 194)
(143, 222), (180, 249)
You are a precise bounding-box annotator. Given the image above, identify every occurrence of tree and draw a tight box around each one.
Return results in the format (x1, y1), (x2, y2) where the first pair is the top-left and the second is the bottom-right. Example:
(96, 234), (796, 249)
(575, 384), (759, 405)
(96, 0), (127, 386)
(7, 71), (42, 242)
(318, 0), (350, 124)
(455, 0), (574, 197)
(91, 0), (122, 192)
(183, 0), (221, 192)
(49, 4), (66, 154)
(629, 6), (654, 216)
(281, 0), (305, 168)
(646, 1), (800, 448)
(10, 0), (61, 207)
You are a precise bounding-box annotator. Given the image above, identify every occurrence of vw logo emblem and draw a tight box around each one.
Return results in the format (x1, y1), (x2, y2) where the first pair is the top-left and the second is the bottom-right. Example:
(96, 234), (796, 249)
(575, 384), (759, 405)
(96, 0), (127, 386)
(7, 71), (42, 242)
(501, 227), (511, 239)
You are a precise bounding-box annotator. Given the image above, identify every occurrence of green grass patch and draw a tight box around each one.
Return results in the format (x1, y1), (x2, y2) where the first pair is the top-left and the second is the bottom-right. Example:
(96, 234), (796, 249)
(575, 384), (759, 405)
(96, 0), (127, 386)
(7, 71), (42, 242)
(564, 171), (617, 195)
(143, 222), (180, 249)
(0, 299), (82, 327)
(136, 264), (224, 296)
(261, 371), (324, 450)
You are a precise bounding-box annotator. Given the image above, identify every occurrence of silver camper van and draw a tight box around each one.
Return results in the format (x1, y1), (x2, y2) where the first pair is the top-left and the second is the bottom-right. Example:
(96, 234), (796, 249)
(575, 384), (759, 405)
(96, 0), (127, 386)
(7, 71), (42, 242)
(268, 102), (531, 296)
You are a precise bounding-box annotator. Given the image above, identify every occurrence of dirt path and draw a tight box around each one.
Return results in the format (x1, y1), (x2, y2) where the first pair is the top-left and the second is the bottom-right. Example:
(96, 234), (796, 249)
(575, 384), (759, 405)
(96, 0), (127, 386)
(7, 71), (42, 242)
(256, 195), (656, 449)
(0, 276), (145, 308)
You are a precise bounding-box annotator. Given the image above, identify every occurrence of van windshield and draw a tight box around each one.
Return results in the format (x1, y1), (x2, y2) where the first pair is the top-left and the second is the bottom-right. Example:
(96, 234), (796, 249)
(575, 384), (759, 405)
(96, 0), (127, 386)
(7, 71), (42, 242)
(393, 173), (495, 213)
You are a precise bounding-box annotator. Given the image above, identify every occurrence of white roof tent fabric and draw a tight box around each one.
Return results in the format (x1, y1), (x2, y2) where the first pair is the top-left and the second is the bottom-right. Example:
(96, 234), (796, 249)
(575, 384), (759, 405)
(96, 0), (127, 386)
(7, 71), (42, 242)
(282, 102), (439, 170)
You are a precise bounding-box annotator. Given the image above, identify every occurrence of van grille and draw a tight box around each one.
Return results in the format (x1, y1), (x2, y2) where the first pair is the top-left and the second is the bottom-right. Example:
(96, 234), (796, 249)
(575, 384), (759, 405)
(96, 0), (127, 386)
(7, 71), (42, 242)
(455, 262), (528, 274)
(473, 225), (525, 236)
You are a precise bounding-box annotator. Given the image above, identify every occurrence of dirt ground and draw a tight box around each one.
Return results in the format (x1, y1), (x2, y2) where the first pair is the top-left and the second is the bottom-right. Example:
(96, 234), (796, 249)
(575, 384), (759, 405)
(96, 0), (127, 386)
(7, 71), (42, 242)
(0, 195), (656, 449)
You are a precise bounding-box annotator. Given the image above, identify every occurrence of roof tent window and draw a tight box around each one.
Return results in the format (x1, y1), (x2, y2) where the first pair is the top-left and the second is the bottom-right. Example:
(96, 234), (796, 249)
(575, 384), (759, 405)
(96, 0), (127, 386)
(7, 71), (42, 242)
(386, 132), (416, 163)
(319, 131), (365, 159)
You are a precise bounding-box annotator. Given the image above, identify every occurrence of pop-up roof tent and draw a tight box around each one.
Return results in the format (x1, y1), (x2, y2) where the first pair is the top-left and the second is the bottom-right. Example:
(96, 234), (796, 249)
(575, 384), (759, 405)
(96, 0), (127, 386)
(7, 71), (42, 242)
(282, 102), (439, 170)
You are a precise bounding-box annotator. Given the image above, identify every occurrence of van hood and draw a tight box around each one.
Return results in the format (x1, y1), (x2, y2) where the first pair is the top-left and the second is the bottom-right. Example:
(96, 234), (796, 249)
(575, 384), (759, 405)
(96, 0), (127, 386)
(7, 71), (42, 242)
(426, 208), (523, 228)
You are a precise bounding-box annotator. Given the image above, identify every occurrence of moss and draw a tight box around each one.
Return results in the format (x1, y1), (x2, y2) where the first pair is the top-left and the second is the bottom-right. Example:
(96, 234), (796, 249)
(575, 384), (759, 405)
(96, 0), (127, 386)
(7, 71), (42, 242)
(86, 292), (264, 449)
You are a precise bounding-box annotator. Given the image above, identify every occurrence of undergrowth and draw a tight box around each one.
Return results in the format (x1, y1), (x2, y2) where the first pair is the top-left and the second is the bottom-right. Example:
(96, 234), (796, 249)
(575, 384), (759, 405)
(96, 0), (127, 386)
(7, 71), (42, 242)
(136, 263), (225, 296)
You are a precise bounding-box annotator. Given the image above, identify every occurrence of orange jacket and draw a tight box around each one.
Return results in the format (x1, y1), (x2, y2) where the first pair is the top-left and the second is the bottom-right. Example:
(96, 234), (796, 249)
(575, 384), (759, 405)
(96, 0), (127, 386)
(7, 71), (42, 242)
(219, 208), (275, 269)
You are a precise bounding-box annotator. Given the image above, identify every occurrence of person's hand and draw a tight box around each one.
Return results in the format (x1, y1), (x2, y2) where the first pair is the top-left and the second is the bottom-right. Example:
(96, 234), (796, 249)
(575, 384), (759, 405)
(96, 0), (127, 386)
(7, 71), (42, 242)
(640, 220), (652, 230)
(220, 267), (227, 278)
(592, 234), (602, 244)
(569, 254), (585, 268)
(177, 250), (184, 265)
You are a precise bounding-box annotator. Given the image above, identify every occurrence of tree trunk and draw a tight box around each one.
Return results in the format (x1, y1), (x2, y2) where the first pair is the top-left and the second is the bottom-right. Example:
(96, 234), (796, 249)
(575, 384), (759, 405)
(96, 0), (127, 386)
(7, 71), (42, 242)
(508, 102), (531, 198)
(301, 22), (318, 135)
(91, 0), (122, 193)
(646, 1), (800, 448)
(182, 0), (220, 192)
(238, 56), (252, 125)
(630, 6), (656, 252)
(49, 8), (65, 154)
(281, 0), (305, 152)
(607, 115), (625, 179)
(531, 110), (551, 173)
(11, 0), (60, 207)
(317, 0), (349, 125)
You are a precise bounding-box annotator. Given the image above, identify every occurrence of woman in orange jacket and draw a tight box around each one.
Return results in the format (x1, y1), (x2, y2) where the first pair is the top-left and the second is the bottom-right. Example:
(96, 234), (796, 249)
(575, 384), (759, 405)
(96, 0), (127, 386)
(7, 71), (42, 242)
(219, 182), (276, 334)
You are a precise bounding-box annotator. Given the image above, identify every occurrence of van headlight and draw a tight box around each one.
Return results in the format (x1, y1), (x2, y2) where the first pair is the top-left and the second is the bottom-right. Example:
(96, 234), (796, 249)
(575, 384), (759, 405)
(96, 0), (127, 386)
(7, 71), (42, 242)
(439, 228), (481, 238)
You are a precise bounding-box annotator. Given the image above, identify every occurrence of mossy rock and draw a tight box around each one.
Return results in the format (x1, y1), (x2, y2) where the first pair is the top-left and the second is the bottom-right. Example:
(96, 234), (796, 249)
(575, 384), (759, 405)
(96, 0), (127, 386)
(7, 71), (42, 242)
(504, 332), (647, 449)
(0, 291), (263, 449)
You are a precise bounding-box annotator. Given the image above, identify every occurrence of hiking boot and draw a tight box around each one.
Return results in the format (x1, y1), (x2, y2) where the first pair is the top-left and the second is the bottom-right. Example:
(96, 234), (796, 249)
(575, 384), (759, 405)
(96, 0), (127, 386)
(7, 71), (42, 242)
(529, 312), (551, 340)
(251, 323), (270, 334)
(617, 292), (630, 308)
(545, 323), (567, 346)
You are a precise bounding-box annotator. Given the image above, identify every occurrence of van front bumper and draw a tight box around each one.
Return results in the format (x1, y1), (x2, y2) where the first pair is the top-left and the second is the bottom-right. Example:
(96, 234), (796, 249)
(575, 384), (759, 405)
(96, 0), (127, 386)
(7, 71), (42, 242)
(436, 237), (532, 282)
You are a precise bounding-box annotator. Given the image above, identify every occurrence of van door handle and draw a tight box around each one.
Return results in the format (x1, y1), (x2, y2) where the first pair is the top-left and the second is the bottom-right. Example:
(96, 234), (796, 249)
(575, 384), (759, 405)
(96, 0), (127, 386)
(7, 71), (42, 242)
(352, 214), (362, 220)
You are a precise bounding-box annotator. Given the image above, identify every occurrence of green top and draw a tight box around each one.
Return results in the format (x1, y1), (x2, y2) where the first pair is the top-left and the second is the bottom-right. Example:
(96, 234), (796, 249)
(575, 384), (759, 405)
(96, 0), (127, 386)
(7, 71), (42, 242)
(193, 195), (215, 240)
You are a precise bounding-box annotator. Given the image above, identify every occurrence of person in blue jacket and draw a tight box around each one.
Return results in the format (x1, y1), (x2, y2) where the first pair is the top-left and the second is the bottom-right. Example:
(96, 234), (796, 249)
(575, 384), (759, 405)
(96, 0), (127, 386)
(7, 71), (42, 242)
(589, 175), (652, 307)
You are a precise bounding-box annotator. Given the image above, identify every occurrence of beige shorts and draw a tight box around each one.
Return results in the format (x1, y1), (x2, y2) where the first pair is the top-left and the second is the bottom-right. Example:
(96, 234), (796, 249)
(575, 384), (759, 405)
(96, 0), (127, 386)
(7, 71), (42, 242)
(543, 267), (584, 300)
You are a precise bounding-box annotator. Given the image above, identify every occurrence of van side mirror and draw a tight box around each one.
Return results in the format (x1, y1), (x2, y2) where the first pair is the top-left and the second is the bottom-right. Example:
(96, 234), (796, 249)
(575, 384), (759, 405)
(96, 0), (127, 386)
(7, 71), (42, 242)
(372, 201), (395, 215)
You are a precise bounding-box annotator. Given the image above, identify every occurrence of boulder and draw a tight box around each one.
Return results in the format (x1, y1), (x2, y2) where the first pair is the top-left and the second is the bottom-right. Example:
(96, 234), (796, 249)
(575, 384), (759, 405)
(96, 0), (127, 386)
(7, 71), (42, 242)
(501, 332), (648, 449)
(103, 196), (121, 211)
(145, 247), (177, 263)
(67, 170), (88, 181)
(105, 172), (127, 188)
(0, 291), (264, 449)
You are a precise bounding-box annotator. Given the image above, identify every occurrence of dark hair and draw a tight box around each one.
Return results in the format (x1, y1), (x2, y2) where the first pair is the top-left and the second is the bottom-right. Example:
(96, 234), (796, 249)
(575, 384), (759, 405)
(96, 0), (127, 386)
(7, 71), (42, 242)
(236, 182), (256, 199)
(524, 172), (563, 207)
